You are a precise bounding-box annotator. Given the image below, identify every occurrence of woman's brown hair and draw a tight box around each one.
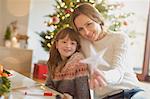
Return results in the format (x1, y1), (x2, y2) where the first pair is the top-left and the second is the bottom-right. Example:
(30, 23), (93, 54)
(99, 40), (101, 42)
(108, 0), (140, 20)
(47, 27), (81, 78)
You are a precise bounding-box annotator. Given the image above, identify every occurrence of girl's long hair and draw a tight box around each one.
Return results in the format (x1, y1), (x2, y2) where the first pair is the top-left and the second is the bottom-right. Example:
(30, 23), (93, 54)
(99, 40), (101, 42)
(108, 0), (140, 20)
(47, 27), (81, 78)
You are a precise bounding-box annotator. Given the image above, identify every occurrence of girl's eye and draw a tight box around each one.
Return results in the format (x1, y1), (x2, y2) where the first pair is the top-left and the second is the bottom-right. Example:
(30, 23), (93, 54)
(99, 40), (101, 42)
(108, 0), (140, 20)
(71, 42), (75, 45)
(61, 41), (66, 43)
(71, 41), (76, 45)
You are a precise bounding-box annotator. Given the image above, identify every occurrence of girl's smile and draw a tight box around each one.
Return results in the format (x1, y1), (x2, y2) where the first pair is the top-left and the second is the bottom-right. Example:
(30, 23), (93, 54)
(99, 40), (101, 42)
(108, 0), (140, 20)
(56, 35), (77, 60)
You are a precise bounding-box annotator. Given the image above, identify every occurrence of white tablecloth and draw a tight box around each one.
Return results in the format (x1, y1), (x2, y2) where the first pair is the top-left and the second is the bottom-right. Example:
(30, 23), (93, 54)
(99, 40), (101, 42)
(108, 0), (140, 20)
(6, 70), (63, 99)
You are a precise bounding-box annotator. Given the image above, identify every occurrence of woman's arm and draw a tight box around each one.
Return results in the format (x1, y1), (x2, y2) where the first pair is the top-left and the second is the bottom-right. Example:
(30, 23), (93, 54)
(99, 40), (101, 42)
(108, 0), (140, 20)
(99, 33), (129, 85)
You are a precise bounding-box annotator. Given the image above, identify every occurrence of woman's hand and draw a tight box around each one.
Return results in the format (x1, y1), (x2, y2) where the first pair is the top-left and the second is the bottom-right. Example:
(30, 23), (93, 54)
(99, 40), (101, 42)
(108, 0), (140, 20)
(89, 69), (107, 89)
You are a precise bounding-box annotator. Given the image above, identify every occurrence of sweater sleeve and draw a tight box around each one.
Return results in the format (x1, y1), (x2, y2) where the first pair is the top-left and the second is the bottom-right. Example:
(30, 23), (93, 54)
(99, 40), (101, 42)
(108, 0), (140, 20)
(75, 76), (91, 99)
(69, 52), (91, 99)
(103, 33), (129, 84)
(45, 74), (56, 90)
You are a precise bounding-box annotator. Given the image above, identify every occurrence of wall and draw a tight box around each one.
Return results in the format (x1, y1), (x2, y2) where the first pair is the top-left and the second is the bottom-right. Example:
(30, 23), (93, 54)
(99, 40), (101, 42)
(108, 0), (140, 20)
(0, 0), (30, 46)
(0, 0), (32, 73)
(0, 0), (3, 45)
(0, 0), (55, 71)
(27, 0), (55, 65)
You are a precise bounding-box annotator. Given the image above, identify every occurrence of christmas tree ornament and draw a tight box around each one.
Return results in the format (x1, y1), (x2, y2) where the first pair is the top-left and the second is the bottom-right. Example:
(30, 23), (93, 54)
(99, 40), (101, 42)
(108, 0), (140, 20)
(52, 16), (60, 24)
(123, 21), (128, 26)
(65, 9), (72, 14)
(63, 0), (71, 5)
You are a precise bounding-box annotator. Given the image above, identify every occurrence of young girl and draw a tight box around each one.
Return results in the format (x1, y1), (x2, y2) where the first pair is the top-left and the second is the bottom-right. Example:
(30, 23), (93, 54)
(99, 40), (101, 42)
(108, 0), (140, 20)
(45, 27), (91, 99)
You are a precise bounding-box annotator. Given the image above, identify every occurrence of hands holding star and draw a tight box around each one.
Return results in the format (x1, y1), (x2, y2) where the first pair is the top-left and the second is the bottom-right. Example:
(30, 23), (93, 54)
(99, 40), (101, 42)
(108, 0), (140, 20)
(89, 69), (107, 89)
(80, 44), (109, 89)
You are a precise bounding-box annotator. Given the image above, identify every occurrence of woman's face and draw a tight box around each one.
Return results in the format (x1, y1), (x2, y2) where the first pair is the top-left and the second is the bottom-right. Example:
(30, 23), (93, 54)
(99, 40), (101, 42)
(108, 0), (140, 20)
(56, 35), (77, 60)
(74, 14), (102, 41)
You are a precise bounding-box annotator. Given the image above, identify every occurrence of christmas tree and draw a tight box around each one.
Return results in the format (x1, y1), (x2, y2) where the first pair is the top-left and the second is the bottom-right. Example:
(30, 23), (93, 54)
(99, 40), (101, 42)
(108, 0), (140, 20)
(38, 0), (133, 51)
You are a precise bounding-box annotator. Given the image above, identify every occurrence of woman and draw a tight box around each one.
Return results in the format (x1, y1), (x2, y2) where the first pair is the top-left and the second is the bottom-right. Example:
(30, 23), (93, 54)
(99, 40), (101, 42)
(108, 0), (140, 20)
(71, 3), (147, 99)
(45, 27), (91, 99)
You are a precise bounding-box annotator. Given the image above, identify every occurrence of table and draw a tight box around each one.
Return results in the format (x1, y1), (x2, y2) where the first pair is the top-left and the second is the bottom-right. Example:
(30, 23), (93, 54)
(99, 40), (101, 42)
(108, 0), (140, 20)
(7, 70), (63, 99)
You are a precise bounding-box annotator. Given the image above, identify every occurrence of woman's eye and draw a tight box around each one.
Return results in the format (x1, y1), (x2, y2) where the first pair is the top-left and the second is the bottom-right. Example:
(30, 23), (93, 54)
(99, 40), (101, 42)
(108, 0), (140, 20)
(87, 23), (91, 25)
(87, 22), (92, 26)
(78, 28), (83, 32)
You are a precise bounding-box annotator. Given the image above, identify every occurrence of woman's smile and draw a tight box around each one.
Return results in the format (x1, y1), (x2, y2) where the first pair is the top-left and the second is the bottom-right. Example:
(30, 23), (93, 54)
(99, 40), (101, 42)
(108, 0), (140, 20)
(74, 14), (102, 41)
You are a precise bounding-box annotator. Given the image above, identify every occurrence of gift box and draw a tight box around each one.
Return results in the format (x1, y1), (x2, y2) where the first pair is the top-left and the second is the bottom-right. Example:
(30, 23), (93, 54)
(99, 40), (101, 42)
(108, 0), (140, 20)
(33, 63), (48, 79)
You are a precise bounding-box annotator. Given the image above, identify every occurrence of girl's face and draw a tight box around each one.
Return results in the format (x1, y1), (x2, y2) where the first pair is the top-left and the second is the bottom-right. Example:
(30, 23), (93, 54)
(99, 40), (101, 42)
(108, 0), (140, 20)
(56, 35), (77, 60)
(74, 14), (102, 41)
